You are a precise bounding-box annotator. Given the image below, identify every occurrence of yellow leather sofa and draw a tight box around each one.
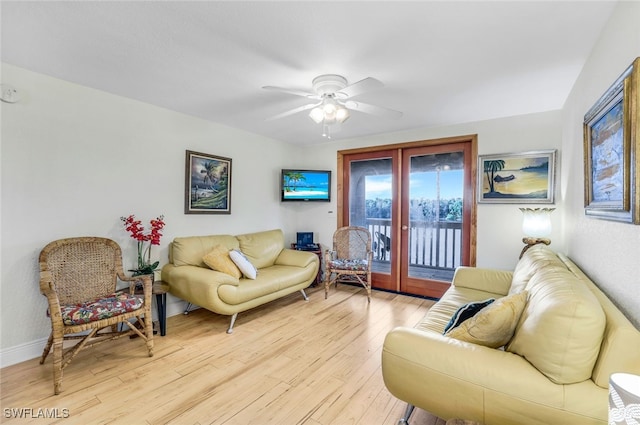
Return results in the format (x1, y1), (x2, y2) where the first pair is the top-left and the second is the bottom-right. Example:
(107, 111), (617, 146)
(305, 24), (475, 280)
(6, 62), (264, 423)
(161, 229), (319, 333)
(382, 245), (640, 425)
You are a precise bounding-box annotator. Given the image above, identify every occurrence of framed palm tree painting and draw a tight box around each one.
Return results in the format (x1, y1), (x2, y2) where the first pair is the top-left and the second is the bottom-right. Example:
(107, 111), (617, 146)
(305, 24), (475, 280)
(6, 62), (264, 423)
(185, 150), (232, 214)
(477, 150), (556, 204)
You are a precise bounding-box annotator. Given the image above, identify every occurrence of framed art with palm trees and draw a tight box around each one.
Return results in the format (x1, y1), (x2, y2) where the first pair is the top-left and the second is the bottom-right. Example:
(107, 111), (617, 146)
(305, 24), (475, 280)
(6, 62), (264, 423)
(478, 150), (556, 204)
(185, 150), (232, 214)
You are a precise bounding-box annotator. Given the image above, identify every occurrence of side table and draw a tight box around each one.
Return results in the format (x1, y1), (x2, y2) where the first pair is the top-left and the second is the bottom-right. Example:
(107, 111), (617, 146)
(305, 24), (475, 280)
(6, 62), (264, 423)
(134, 280), (169, 336)
(152, 281), (170, 336)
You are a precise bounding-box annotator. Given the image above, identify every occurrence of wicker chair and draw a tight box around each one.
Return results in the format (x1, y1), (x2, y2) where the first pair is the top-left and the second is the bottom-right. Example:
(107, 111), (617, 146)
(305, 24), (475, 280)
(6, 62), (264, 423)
(38, 237), (154, 395)
(324, 226), (373, 302)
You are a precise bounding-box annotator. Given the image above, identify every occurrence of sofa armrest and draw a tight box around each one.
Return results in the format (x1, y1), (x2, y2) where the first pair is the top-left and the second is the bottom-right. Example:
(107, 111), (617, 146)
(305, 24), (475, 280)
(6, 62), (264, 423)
(382, 327), (560, 419)
(452, 266), (513, 296)
(275, 248), (318, 268)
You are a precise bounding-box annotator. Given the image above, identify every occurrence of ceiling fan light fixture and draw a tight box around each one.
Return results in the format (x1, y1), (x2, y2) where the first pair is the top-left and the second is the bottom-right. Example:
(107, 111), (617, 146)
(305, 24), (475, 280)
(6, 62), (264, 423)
(310, 96), (348, 126)
(264, 73), (402, 138)
(336, 107), (350, 123)
(323, 103), (337, 116)
(309, 107), (324, 124)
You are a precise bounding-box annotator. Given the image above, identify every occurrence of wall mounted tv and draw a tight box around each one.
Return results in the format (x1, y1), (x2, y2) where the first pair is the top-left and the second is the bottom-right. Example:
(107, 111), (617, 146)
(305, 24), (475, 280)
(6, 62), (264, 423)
(281, 169), (331, 202)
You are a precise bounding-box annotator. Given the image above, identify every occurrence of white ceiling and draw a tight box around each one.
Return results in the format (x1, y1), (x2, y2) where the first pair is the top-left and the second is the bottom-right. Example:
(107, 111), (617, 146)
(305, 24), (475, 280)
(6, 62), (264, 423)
(1, 1), (617, 145)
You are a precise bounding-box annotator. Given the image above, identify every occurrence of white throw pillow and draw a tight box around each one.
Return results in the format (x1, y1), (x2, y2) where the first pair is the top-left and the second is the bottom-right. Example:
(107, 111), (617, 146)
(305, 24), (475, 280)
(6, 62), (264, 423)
(229, 249), (258, 279)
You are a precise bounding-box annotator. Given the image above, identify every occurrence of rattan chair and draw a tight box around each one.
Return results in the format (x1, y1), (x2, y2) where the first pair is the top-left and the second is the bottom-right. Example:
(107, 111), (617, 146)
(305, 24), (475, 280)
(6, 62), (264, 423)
(324, 226), (373, 302)
(38, 237), (154, 394)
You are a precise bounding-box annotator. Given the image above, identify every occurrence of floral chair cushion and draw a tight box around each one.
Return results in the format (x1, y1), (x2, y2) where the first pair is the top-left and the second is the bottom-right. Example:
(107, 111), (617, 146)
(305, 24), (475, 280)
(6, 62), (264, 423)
(59, 292), (144, 325)
(329, 259), (369, 271)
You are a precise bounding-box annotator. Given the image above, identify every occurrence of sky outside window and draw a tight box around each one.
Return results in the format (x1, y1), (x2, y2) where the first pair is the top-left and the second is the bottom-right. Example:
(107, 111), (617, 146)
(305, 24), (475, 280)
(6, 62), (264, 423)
(365, 170), (463, 200)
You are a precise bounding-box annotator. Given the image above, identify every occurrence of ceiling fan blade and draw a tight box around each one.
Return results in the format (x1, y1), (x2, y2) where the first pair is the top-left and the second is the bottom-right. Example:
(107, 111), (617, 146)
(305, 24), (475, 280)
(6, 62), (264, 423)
(262, 85), (316, 98)
(265, 102), (320, 121)
(337, 77), (384, 98)
(345, 100), (403, 119)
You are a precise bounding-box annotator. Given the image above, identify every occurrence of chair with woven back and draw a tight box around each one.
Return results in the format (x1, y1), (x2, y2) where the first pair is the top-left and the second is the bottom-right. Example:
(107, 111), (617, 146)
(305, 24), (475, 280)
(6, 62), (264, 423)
(38, 237), (154, 395)
(324, 226), (373, 302)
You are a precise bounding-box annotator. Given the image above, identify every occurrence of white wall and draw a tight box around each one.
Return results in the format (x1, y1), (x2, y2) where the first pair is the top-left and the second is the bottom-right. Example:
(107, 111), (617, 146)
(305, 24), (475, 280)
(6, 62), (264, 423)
(0, 64), (303, 366)
(301, 110), (564, 271)
(561, 1), (640, 328)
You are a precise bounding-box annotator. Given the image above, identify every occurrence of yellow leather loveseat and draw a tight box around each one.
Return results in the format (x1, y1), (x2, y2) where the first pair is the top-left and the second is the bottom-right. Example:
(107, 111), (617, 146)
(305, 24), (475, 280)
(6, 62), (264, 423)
(161, 229), (319, 333)
(382, 245), (640, 425)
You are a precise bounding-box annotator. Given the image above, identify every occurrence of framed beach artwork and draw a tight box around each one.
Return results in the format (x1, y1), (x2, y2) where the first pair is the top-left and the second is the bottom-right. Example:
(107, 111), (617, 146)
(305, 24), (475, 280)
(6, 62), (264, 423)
(583, 57), (640, 224)
(184, 150), (232, 214)
(478, 150), (556, 204)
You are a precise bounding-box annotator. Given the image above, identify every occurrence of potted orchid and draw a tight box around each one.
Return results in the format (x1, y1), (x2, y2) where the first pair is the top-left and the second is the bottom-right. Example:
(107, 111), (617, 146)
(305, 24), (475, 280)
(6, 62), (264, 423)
(120, 214), (166, 276)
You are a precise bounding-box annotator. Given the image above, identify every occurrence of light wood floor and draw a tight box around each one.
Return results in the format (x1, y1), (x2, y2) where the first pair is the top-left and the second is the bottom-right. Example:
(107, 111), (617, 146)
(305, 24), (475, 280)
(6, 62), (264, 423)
(1, 284), (446, 425)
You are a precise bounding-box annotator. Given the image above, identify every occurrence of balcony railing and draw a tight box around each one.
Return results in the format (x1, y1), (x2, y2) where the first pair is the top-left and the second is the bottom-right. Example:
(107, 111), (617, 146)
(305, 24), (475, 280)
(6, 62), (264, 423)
(366, 218), (462, 276)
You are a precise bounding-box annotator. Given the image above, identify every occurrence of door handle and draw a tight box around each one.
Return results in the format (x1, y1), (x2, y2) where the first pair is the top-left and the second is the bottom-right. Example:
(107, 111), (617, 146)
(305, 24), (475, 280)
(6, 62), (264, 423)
(401, 225), (408, 230)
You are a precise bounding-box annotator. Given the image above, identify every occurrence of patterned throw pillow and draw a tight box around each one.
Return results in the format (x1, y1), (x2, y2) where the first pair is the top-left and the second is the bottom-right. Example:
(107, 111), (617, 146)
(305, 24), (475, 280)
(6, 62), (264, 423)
(203, 244), (242, 279)
(229, 249), (258, 279)
(446, 291), (528, 348)
(443, 298), (495, 334)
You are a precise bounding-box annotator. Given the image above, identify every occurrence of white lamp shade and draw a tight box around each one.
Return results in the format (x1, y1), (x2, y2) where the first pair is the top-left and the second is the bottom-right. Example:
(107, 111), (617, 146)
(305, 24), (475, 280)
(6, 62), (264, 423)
(609, 373), (640, 424)
(520, 208), (554, 238)
(309, 107), (324, 124)
(336, 107), (350, 123)
(322, 102), (337, 115)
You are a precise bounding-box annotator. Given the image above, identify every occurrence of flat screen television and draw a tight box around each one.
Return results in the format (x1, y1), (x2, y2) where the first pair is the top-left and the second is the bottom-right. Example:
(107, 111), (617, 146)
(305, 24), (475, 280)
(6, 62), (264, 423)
(281, 169), (331, 202)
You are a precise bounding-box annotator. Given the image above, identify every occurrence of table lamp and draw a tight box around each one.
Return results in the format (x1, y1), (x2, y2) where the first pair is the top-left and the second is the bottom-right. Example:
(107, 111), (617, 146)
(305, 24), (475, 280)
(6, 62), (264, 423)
(609, 373), (640, 424)
(519, 207), (555, 258)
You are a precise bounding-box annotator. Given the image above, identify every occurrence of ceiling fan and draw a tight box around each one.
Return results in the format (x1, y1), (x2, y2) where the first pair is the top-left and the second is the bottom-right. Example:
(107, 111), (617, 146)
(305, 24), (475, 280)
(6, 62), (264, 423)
(263, 74), (402, 138)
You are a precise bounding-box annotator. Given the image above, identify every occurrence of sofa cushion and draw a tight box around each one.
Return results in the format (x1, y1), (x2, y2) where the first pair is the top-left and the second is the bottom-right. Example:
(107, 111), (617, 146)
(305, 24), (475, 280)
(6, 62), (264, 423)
(217, 265), (313, 305)
(172, 235), (239, 267)
(237, 229), (284, 269)
(443, 298), (495, 334)
(415, 286), (497, 334)
(60, 292), (143, 325)
(328, 259), (369, 271)
(506, 267), (606, 384)
(445, 291), (528, 348)
(203, 245), (242, 279)
(509, 244), (565, 295)
(229, 249), (258, 279)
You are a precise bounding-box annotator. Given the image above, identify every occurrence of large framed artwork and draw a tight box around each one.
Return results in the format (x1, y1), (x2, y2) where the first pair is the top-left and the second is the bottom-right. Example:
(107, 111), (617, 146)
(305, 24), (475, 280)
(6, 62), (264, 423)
(185, 150), (232, 214)
(478, 150), (556, 204)
(583, 57), (640, 223)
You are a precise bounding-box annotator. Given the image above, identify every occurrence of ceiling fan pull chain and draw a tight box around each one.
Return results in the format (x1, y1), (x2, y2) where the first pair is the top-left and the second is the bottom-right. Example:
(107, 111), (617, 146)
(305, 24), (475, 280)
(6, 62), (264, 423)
(322, 123), (331, 139)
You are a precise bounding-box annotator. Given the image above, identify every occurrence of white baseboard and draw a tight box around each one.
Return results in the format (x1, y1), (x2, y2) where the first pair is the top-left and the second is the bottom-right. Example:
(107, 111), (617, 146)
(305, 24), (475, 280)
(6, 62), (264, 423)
(0, 337), (49, 369)
(0, 297), (191, 369)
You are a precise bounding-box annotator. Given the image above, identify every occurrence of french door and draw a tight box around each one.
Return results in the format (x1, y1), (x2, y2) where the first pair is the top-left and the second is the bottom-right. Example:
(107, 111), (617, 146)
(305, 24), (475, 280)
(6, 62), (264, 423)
(338, 136), (476, 298)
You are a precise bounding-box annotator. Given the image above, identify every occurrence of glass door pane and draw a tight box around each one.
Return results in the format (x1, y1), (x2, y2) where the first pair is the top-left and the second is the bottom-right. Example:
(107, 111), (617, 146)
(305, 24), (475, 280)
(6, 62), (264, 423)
(351, 159), (392, 274)
(400, 142), (472, 298)
(345, 150), (398, 291)
(407, 152), (464, 281)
